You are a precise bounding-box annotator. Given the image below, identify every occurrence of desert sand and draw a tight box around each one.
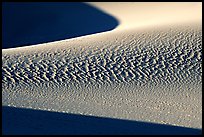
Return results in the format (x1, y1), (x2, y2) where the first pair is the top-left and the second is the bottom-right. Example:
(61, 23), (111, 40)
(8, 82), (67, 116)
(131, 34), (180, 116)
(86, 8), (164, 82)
(2, 2), (202, 134)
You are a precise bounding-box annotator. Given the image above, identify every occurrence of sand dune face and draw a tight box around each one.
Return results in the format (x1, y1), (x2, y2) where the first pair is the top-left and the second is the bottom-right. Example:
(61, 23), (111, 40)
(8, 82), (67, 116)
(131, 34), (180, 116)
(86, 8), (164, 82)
(2, 24), (202, 128)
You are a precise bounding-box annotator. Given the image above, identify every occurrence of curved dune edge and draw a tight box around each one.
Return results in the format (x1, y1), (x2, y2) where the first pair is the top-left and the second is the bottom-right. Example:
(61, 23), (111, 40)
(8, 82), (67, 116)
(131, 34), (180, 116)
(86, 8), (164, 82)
(2, 2), (119, 49)
(2, 22), (202, 129)
(3, 3), (201, 50)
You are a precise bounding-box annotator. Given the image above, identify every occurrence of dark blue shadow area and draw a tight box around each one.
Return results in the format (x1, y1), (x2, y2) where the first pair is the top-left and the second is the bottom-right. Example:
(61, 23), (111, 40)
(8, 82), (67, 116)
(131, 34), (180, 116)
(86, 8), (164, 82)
(2, 2), (119, 49)
(2, 106), (202, 135)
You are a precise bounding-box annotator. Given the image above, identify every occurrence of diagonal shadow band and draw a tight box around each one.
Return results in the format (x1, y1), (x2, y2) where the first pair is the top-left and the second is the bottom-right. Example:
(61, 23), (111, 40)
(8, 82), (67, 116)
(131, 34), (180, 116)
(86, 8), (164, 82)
(2, 2), (119, 49)
(2, 106), (202, 135)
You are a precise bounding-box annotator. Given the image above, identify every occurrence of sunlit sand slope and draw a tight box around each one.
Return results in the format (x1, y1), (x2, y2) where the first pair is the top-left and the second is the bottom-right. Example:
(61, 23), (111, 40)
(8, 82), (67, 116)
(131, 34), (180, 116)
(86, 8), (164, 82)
(89, 2), (201, 30)
(2, 23), (202, 128)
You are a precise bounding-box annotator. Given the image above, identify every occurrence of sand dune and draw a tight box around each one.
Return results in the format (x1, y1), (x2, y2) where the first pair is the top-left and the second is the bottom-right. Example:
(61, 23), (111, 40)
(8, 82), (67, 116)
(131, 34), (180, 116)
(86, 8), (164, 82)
(2, 2), (202, 134)
(2, 24), (202, 128)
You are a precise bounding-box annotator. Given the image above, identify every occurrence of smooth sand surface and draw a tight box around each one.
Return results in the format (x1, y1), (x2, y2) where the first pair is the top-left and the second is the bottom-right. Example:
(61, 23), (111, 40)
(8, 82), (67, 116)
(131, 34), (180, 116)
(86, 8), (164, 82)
(2, 2), (202, 134)
(89, 2), (201, 30)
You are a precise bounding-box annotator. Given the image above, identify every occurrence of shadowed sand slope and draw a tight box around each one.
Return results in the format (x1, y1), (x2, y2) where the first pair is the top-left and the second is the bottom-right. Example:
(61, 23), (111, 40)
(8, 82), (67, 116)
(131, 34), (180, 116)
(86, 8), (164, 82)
(2, 2), (118, 49)
(2, 106), (202, 135)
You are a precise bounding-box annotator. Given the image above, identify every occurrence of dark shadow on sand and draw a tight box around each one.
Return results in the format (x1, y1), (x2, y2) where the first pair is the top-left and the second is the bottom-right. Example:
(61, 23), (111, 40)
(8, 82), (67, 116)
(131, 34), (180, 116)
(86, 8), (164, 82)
(2, 2), (119, 49)
(2, 106), (202, 135)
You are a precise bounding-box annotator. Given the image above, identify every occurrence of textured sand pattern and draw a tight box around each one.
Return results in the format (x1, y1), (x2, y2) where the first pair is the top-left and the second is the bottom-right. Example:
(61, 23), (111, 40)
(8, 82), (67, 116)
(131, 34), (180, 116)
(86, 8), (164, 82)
(2, 26), (202, 86)
(2, 24), (202, 128)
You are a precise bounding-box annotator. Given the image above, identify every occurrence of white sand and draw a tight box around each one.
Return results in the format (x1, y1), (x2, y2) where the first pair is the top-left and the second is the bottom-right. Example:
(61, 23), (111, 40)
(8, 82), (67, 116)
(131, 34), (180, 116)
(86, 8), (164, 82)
(2, 2), (202, 129)
(89, 2), (202, 30)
